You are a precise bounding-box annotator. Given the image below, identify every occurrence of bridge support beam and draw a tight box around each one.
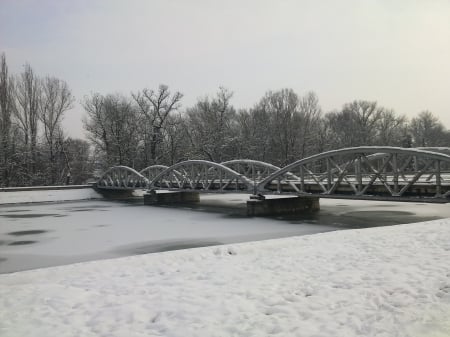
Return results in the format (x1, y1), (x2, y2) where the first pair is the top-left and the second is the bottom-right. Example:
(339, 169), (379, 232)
(144, 190), (200, 205)
(247, 195), (320, 216)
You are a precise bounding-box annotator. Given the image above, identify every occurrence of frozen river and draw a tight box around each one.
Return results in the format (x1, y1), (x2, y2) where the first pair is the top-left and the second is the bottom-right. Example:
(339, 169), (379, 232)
(0, 194), (448, 273)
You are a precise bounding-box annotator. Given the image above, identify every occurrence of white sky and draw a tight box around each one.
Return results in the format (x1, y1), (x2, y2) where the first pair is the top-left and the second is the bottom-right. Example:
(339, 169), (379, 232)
(1, 0), (450, 138)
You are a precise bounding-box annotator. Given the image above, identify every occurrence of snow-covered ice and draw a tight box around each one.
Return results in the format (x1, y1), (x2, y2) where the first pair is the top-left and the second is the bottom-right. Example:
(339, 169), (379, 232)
(1, 219), (450, 337)
(0, 197), (339, 273)
(1, 195), (447, 273)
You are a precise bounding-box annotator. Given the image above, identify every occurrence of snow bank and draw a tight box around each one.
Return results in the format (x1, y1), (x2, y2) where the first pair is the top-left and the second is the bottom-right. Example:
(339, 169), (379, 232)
(1, 220), (450, 337)
(0, 186), (103, 204)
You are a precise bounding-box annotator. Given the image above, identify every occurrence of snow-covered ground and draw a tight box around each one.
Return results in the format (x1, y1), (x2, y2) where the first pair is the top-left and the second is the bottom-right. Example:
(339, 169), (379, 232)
(1, 219), (450, 337)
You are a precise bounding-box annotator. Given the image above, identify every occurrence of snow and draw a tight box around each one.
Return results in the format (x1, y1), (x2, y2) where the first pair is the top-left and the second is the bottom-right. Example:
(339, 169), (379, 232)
(1, 219), (450, 337)
(0, 187), (103, 204)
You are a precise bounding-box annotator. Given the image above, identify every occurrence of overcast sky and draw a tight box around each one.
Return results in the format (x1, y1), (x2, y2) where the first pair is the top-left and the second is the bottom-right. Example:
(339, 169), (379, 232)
(1, 0), (450, 138)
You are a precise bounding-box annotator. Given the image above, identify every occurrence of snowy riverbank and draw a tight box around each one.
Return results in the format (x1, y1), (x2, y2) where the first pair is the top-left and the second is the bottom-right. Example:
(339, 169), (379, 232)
(1, 219), (450, 336)
(0, 186), (103, 204)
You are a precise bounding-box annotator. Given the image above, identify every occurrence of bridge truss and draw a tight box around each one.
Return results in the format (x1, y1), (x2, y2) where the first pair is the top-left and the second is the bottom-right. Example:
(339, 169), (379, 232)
(149, 160), (255, 192)
(96, 147), (450, 201)
(258, 147), (450, 199)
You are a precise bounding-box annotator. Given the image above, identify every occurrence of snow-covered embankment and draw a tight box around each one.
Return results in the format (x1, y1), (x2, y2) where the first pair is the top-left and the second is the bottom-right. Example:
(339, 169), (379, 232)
(0, 186), (103, 204)
(1, 219), (450, 336)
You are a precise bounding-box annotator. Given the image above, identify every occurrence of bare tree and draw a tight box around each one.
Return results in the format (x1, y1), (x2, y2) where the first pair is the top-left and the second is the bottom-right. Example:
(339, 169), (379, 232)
(252, 89), (302, 165)
(375, 109), (406, 146)
(83, 93), (108, 156)
(155, 113), (187, 165)
(236, 107), (271, 161)
(132, 85), (183, 164)
(62, 137), (92, 184)
(185, 87), (238, 162)
(0, 53), (15, 186)
(83, 93), (140, 167)
(409, 111), (449, 147)
(326, 100), (385, 148)
(298, 92), (322, 157)
(234, 89), (321, 164)
(39, 76), (74, 184)
(13, 64), (41, 183)
(343, 100), (383, 146)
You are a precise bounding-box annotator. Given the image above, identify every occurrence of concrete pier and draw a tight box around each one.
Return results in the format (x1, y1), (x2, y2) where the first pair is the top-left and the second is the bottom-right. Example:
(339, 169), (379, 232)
(144, 190), (200, 205)
(247, 195), (320, 216)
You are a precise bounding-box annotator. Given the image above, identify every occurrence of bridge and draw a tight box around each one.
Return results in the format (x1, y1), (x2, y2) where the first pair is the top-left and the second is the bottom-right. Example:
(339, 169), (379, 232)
(96, 147), (450, 213)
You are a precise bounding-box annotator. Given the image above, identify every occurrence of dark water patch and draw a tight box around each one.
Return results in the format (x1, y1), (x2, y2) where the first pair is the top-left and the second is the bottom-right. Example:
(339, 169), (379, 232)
(345, 210), (415, 217)
(0, 240), (6, 246)
(78, 204), (112, 209)
(369, 204), (398, 208)
(95, 224), (110, 228)
(221, 212), (250, 219)
(275, 209), (442, 229)
(8, 230), (48, 236)
(155, 242), (222, 252)
(61, 204), (112, 211)
(8, 240), (37, 246)
(63, 208), (108, 212)
(5, 209), (30, 213)
(117, 240), (223, 255)
(0, 257), (7, 263)
(53, 214), (68, 217)
(115, 198), (146, 206)
(0, 213), (59, 219)
(150, 202), (247, 217)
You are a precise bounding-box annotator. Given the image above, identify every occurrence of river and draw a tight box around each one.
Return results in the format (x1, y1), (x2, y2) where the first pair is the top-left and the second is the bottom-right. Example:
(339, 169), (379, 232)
(0, 194), (448, 273)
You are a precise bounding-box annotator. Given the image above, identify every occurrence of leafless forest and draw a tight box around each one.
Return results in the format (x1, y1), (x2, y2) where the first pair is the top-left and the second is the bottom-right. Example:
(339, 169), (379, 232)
(1, 53), (449, 187)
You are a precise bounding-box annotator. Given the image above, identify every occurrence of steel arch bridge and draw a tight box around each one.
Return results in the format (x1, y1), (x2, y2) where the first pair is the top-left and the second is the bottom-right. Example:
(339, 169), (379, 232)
(95, 147), (450, 201)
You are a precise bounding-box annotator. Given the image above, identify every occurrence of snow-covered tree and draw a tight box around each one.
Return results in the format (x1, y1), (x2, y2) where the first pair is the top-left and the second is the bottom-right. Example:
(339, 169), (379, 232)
(132, 85), (183, 165)
(185, 87), (238, 162)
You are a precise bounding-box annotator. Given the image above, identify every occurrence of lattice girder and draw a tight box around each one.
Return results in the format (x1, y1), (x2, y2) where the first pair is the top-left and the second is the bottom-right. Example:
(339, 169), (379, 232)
(149, 160), (255, 192)
(257, 147), (450, 198)
(97, 166), (149, 189)
(220, 159), (282, 182)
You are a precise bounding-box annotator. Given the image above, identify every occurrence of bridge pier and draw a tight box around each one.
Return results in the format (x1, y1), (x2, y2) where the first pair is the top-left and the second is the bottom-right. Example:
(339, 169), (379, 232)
(247, 195), (320, 216)
(144, 190), (200, 205)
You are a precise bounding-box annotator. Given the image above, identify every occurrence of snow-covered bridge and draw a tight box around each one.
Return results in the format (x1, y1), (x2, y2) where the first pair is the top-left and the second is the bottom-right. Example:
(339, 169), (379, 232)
(96, 147), (450, 202)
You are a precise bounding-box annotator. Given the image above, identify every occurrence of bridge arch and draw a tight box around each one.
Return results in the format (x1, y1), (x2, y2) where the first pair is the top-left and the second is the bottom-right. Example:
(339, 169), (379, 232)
(220, 159), (281, 181)
(220, 159), (301, 182)
(257, 146), (450, 198)
(97, 166), (149, 189)
(139, 165), (169, 181)
(149, 160), (255, 192)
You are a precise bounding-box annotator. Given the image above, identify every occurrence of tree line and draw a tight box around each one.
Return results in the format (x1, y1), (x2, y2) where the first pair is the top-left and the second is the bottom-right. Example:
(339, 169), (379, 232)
(84, 87), (450, 171)
(1, 52), (450, 187)
(0, 54), (91, 187)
